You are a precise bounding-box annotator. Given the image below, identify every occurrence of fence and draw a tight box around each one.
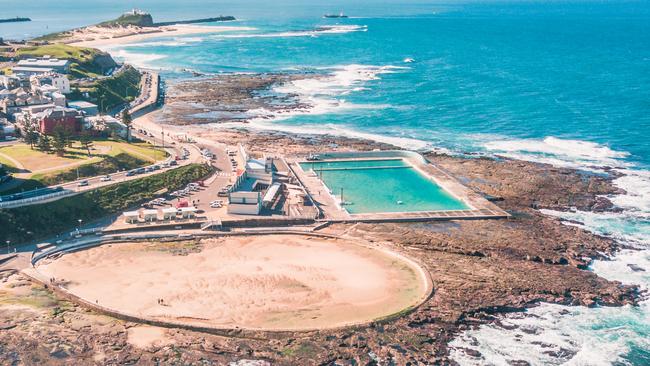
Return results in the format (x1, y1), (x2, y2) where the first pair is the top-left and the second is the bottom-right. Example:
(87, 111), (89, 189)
(0, 189), (76, 209)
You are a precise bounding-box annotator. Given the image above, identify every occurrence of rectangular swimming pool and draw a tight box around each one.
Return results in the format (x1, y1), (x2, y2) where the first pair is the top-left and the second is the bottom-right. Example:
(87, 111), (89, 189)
(300, 159), (469, 214)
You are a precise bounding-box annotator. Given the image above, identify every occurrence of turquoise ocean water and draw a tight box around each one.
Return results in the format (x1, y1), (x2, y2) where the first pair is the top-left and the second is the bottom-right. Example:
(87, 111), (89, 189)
(299, 159), (468, 213)
(2, 1), (649, 364)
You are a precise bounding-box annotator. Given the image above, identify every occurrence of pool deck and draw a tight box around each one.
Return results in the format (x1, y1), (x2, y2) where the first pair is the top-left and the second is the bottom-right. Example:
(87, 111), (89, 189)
(287, 151), (510, 223)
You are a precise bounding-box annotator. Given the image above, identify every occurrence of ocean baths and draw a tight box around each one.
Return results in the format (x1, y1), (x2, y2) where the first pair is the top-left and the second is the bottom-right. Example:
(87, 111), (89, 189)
(291, 150), (509, 222)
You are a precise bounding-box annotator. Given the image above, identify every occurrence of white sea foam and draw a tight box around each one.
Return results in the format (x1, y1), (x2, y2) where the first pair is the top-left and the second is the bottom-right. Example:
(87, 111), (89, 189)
(611, 169), (650, 213)
(210, 64), (433, 150)
(108, 49), (167, 69)
(451, 134), (649, 365)
(214, 25), (367, 39)
(483, 136), (630, 171)
(540, 209), (650, 247)
(235, 64), (405, 123)
(450, 214), (649, 366)
(119, 37), (205, 48)
(450, 300), (649, 366)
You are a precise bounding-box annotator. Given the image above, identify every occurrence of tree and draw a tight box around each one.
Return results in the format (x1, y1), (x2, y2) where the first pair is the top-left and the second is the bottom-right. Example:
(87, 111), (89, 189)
(37, 135), (52, 153)
(79, 132), (94, 156)
(51, 125), (68, 156)
(23, 124), (39, 149)
(121, 108), (133, 142)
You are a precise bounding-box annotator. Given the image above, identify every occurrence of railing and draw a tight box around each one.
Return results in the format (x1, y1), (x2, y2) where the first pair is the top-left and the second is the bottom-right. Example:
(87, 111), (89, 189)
(0, 189), (76, 209)
(68, 227), (104, 236)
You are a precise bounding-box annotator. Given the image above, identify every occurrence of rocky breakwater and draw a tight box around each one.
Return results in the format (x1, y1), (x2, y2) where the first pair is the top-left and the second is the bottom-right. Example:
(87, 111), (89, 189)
(160, 73), (319, 125)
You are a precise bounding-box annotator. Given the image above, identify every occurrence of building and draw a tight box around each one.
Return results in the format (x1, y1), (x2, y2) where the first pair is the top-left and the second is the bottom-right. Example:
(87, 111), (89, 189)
(179, 207), (197, 219)
(0, 88), (54, 117)
(0, 118), (16, 139)
(10, 66), (55, 76)
(69, 101), (98, 116)
(84, 115), (127, 137)
(227, 192), (262, 215)
(124, 211), (139, 223)
(226, 145), (285, 216)
(0, 75), (22, 89)
(142, 209), (158, 222)
(16, 57), (71, 74)
(162, 207), (177, 220)
(31, 73), (71, 94)
(34, 107), (83, 135)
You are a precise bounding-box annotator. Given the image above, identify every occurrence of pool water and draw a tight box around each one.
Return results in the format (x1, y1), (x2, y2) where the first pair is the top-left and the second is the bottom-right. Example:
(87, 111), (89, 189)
(300, 159), (469, 214)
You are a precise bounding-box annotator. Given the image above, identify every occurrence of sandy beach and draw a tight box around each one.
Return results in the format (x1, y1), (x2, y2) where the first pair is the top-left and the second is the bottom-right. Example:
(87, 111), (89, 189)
(37, 234), (430, 331)
(68, 24), (255, 48)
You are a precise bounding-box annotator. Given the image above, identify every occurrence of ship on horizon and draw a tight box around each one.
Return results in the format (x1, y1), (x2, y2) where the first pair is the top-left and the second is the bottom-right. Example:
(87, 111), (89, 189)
(323, 12), (348, 19)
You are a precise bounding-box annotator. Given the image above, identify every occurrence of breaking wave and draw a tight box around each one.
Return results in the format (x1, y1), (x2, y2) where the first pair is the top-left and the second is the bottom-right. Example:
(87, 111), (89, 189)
(107, 49), (168, 69)
(483, 136), (630, 171)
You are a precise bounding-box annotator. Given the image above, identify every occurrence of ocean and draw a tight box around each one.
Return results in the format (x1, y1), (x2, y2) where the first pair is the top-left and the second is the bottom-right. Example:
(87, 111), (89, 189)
(2, 1), (649, 364)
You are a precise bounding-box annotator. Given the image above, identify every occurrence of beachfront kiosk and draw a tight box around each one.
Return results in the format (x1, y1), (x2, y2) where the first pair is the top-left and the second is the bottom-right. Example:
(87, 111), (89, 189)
(162, 207), (177, 220)
(124, 211), (139, 224)
(142, 209), (158, 222)
(179, 207), (197, 219)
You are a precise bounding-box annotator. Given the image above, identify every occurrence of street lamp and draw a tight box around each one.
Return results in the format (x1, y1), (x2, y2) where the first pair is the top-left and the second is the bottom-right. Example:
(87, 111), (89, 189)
(5, 240), (10, 254)
(77, 219), (83, 233)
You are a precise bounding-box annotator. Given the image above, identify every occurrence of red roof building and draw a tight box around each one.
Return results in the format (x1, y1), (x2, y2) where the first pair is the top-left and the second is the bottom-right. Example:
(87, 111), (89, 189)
(35, 107), (82, 135)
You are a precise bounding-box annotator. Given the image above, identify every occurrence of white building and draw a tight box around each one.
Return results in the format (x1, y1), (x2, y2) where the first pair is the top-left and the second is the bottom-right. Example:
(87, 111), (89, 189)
(84, 115), (127, 137)
(16, 57), (71, 74)
(162, 207), (177, 220)
(124, 211), (139, 223)
(31, 73), (71, 94)
(142, 209), (158, 222)
(179, 207), (197, 219)
(227, 191), (262, 215)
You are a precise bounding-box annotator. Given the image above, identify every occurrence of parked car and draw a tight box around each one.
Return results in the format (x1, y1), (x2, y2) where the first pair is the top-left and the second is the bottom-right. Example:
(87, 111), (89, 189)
(170, 160), (178, 166)
(100, 175), (112, 182)
(126, 170), (136, 176)
(77, 180), (89, 187)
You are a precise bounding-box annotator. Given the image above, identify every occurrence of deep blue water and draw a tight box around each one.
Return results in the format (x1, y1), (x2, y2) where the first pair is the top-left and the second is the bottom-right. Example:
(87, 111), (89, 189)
(2, 1), (649, 364)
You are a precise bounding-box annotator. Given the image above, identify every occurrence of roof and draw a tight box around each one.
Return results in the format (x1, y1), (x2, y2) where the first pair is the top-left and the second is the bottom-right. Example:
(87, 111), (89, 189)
(68, 101), (98, 109)
(36, 106), (81, 119)
(17, 58), (70, 68)
(162, 208), (177, 213)
(124, 211), (139, 217)
(142, 209), (158, 215)
(262, 182), (282, 203)
(86, 115), (121, 124)
(246, 159), (266, 171)
(179, 207), (197, 212)
(11, 66), (54, 73)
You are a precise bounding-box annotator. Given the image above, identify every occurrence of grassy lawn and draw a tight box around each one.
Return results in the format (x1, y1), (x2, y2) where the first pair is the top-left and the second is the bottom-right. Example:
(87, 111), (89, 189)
(0, 154), (18, 172)
(15, 44), (109, 79)
(0, 140), (167, 194)
(0, 144), (93, 172)
(16, 44), (99, 63)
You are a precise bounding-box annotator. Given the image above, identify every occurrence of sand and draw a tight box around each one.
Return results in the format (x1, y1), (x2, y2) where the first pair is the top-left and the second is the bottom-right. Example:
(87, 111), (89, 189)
(36, 234), (430, 331)
(127, 326), (173, 349)
(68, 24), (255, 48)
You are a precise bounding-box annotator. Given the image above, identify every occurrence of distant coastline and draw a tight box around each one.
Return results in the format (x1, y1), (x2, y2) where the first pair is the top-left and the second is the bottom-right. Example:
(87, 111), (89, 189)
(0, 17), (31, 24)
(154, 16), (236, 27)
